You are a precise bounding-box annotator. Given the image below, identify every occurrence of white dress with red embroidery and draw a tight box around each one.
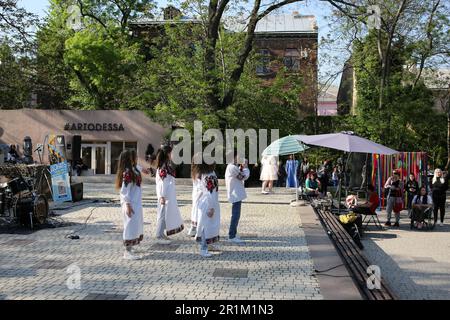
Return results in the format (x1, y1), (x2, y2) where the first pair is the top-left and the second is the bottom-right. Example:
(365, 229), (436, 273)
(190, 178), (202, 228)
(120, 167), (144, 246)
(156, 165), (184, 235)
(195, 172), (220, 244)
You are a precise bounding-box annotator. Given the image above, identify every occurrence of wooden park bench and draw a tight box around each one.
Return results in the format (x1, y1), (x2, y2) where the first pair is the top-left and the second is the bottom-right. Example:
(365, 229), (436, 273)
(311, 203), (396, 300)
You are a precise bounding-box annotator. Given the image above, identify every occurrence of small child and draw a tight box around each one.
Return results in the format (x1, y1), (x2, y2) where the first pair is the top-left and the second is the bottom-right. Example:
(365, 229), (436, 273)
(115, 150), (144, 260)
(187, 154), (203, 237)
(192, 160), (220, 257)
(155, 145), (184, 244)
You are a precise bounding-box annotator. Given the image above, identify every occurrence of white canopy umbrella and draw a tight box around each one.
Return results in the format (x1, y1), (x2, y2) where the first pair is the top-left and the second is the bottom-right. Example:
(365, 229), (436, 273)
(294, 132), (398, 213)
(294, 132), (398, 155)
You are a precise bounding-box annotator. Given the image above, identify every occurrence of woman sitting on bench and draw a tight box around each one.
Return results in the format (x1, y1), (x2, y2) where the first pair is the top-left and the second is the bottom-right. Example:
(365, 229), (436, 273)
(305, 171), (321, 197)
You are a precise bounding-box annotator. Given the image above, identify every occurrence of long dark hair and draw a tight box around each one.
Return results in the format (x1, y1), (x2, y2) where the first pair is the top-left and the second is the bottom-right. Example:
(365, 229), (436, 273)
(156, 145), (173, 169)
(416, 187), (428, 204)
(191, 153), (216, 179)
(130, 149), (138, 167)
(115, 150), (136, 189)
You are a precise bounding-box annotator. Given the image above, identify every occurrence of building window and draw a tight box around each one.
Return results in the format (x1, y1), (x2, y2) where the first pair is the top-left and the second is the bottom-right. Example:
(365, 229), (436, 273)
(125, 142), (137, 152)
(111, 141), (138, 174)
(283, 49), (300, 72)
(111, 142), (124, 174)
(256, 49), (271, 75)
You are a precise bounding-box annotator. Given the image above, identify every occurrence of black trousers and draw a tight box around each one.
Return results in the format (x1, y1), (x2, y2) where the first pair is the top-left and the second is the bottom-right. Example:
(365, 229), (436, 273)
(406, 192), (416, 210)
(319, 177), (328, 195)
(341, 215), (364, 249)
(352, 206), (373, 216)
(432, 194), (446, 223)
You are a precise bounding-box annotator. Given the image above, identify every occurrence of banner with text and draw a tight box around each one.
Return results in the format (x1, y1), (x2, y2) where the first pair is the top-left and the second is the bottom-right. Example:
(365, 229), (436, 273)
(50, 162), (72, 202)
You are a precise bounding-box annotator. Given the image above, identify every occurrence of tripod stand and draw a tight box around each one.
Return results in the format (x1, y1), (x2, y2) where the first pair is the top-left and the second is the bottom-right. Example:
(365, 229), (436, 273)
(334, 152), (352, 215)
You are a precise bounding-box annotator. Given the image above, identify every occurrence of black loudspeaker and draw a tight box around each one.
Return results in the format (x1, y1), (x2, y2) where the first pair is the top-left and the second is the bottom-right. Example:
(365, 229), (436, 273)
(72, 135), (81, 162)
(71, 182), (83, 202)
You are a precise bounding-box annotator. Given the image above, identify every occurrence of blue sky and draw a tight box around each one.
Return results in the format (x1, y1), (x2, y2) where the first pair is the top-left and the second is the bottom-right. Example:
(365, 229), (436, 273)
(20, 0), (332, 26)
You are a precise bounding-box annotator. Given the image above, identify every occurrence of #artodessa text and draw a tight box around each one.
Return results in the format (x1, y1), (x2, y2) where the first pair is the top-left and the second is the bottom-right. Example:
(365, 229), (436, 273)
(64, 122), (125, 132)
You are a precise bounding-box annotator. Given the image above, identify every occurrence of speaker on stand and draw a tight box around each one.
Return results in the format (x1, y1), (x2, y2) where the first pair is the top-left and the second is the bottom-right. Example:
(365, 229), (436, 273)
(72, 135), (81, 163)
(70, 135), (83, 202)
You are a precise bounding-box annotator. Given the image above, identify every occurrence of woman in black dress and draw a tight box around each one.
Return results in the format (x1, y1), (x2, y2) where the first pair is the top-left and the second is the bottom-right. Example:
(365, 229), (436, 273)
(405, 173), (419, 218)
(431, 168), (448, 226)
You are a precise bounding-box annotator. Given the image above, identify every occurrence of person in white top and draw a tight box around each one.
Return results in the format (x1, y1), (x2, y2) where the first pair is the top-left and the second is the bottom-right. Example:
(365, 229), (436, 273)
(192, 160), (220, 257)
(115, 150), (144, 260)
(225, 151), (250, 243)
(411, 186), (433, 229)
(187, 153), (203, 237)
(155, 145), (184, 244)
(260, 155), (278, 194)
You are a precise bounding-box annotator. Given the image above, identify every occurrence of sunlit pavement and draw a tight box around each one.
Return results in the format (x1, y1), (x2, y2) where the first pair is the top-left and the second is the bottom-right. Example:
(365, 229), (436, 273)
(0, 183), (322, 300)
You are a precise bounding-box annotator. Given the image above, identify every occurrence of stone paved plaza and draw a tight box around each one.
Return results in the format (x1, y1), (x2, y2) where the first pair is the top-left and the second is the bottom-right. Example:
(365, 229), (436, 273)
(362, 209), (450, 300)
(2, 180), (450, 300)
(0, 183), (322, 300)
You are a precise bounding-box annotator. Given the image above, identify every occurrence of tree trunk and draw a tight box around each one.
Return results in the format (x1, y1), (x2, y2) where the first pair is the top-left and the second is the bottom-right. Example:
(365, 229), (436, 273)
(220, 0), (261, 111)
(413, 0), (440, 88)
(204, 0), (230, 116)
(377, 0), (408, 111)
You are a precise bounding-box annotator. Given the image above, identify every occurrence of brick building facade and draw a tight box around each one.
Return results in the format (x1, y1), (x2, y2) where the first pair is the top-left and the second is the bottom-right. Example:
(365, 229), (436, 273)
(130, 8), (319, 117)
(252, 14), (318, 116)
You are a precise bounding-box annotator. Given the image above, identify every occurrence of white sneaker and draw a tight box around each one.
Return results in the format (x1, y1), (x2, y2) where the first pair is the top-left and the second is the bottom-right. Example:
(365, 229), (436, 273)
(130, 246), (142, 254)
(187, 228), (196, 237)
(123, 251), (141, 260)
(228, 237), (244, 244)
(200, 249), (212, 258)
(440, 222), (444, 227)
(261, 191), (269, 194)
(156, 238), (171, 244)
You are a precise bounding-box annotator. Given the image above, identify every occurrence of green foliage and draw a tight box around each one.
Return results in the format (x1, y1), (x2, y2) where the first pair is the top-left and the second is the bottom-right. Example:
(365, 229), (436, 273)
(141, 22), (214, 129)
(35, 0), (73, 109)
(348, 30), (446, 164)
(64, 26), (143, 109)
(0, 41), (34, 109)
(229, 65), (303, 136)
(142, 23), (304, 134)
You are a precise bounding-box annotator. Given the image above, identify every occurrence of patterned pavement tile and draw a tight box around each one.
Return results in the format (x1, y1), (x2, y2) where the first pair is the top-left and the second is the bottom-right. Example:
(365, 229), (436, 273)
(0, 184), (321, 300)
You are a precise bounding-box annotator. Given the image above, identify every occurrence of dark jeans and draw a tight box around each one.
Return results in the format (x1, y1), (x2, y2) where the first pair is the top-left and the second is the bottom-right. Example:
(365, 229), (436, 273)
(341, 215), (363, 249)
(352, 206), (373, 216)
(406, 193), (413, 210)
(319, 176), (328, 195)
(229, 201), (242, 239)
(433, 194), (446, 223)
(411, 206), (432, 223)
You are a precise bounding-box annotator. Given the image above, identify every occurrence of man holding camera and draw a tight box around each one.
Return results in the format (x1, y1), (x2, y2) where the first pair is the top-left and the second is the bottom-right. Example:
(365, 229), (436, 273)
(225, 151), (250, 244)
